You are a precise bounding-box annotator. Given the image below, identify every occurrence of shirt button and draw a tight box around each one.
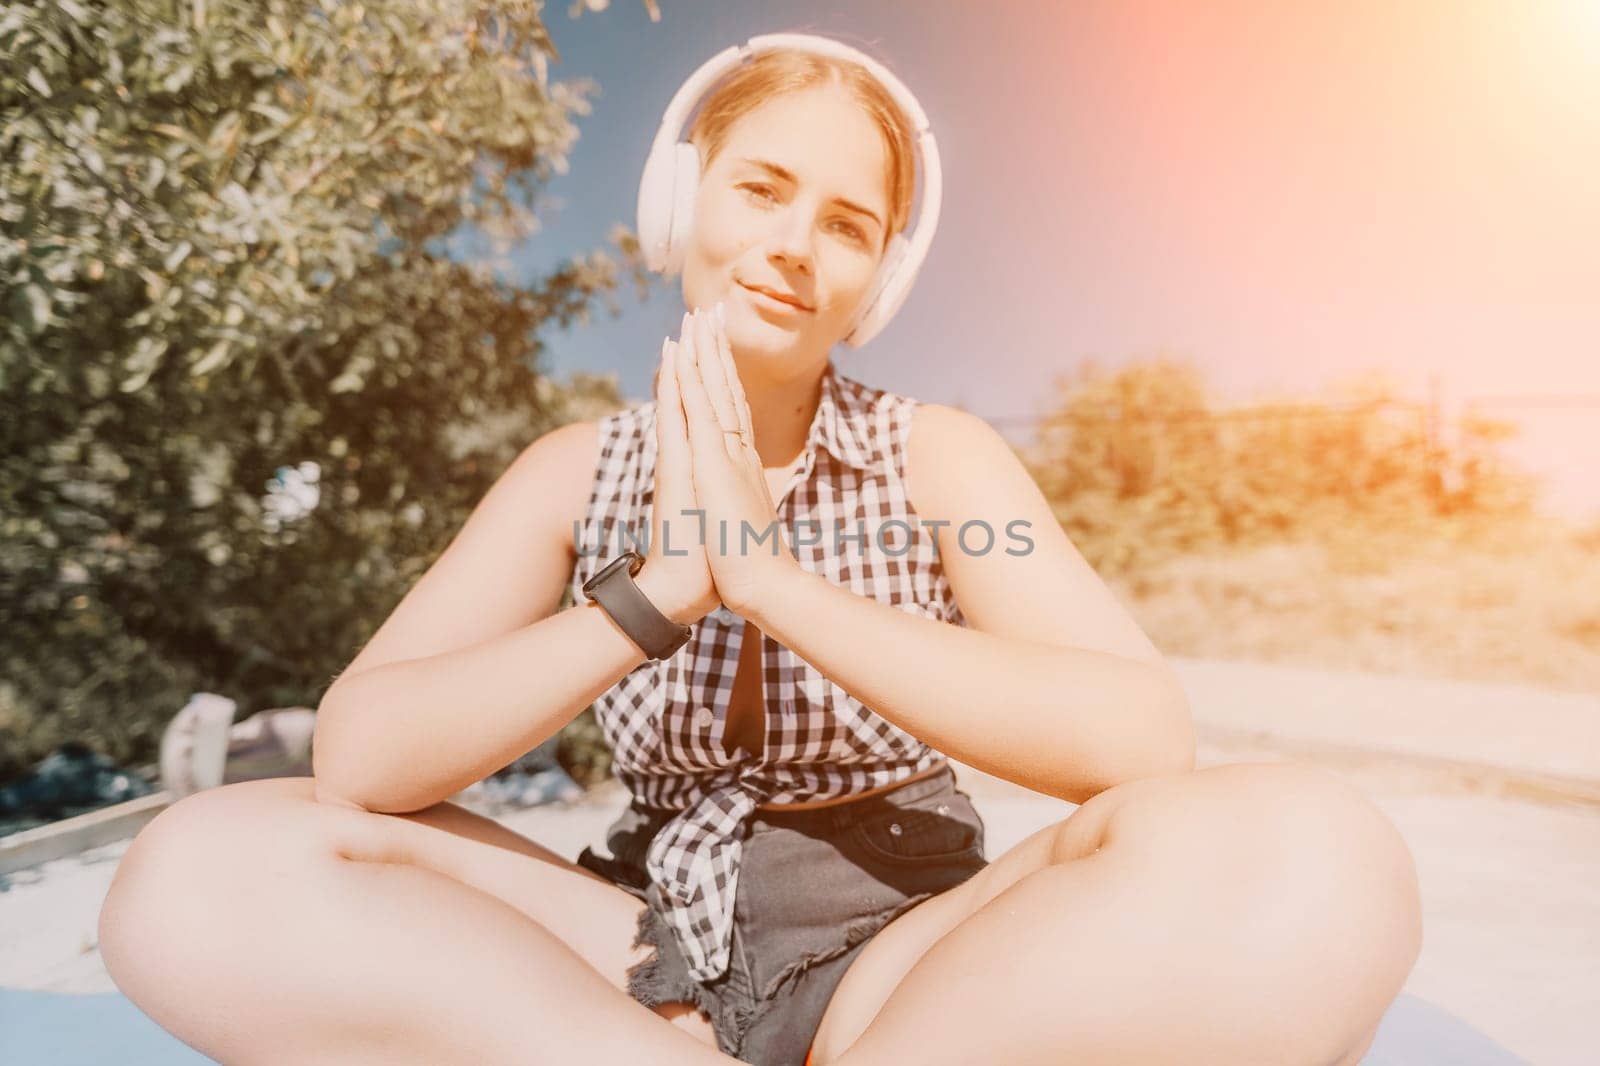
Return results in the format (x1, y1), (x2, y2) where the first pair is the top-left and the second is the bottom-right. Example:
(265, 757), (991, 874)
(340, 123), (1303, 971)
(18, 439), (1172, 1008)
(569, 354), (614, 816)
(889, 822), (903, 836)
(714, 606), (735, 624)
(694, 705), (715, 729)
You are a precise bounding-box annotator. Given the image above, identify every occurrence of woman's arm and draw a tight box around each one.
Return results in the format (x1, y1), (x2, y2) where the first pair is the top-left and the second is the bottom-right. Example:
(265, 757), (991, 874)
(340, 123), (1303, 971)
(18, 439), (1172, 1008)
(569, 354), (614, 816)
(746, 404), (1196, 806)
(315, 569), (688, 815)
(312, 421), (694, 815)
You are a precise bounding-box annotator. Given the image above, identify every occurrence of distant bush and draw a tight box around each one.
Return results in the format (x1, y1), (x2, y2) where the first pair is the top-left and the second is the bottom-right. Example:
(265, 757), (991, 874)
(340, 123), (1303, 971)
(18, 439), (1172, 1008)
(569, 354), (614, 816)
(1, 0), (652, 782)
(1021, 359), (1538, 574)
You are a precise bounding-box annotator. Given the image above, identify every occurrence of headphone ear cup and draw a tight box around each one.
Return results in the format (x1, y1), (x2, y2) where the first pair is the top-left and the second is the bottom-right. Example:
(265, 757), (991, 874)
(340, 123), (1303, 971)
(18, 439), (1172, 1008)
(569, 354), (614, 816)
(661, 141), (702, 278)
(843, 234), (912, 349)
(636, 140), (676, 274)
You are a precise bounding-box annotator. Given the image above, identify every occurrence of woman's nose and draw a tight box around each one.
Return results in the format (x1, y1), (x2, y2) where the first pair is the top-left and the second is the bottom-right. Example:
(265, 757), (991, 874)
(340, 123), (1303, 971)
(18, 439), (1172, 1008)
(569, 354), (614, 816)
(769, 208), (814, 271)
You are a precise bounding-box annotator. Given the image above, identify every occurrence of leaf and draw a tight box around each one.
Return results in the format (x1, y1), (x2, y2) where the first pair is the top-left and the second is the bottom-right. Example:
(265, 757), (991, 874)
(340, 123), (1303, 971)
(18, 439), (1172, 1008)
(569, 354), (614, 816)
(190, 339), (231, 376)
(247, 101), (293, 126)
(10, 283), (52, 335)
(329, 352), (374, 394)
(162, 240), (193, 272)
(162, 62), (196, 94)
(140, 156), (168, 194)
(119, 336), (170, 393)
(24, 67), (52, 99)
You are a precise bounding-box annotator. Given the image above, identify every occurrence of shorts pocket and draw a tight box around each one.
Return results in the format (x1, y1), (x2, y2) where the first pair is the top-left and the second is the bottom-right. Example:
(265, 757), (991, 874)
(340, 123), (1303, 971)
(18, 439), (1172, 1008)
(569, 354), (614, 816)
(848, 789), (985, 866)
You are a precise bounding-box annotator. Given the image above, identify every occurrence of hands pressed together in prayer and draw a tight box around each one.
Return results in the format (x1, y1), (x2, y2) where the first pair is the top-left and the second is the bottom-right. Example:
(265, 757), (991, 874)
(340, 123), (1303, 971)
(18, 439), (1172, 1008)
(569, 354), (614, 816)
(634, 305), (802, 625)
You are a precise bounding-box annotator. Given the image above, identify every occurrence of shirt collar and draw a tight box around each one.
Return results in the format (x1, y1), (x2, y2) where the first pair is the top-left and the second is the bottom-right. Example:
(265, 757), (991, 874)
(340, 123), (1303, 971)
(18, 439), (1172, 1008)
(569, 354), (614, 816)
(805, 362), (876, 472)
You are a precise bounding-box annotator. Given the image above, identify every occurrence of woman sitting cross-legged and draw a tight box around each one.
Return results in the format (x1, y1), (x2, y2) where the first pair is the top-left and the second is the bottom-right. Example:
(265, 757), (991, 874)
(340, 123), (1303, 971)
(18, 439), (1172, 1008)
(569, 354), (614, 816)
(98, 32), (1422, 1066)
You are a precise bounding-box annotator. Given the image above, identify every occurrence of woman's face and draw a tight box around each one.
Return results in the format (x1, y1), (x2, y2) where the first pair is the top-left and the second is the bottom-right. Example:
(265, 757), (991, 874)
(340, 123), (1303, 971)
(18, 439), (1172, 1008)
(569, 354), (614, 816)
(681, 85), (893, 378)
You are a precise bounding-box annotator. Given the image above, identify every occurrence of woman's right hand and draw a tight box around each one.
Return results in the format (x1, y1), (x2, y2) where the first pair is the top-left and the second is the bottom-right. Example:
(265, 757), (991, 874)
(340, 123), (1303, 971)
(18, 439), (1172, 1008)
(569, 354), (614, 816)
(635, 309), (720, 626)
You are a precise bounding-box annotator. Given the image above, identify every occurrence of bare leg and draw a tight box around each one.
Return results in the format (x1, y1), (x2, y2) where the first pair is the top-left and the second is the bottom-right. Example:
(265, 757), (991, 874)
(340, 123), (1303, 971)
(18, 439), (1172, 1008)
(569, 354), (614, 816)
(829, 762), (1422, 1066)
(98, 780), (735, 1065)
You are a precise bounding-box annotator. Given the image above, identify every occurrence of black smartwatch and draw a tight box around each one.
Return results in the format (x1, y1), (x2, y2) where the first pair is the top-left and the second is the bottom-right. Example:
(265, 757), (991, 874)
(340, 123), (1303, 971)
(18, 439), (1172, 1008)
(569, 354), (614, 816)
(581, 550), (692, 661)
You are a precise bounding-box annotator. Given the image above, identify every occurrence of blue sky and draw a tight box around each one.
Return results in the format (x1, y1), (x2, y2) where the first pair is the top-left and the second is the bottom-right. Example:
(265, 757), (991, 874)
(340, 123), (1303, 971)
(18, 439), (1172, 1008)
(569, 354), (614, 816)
(455, 1), (1599, 519)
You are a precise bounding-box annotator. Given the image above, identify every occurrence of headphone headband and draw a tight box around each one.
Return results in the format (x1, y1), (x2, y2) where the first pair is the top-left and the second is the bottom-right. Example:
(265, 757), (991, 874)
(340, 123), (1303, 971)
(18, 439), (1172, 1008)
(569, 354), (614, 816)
(636, 32), (942, 349)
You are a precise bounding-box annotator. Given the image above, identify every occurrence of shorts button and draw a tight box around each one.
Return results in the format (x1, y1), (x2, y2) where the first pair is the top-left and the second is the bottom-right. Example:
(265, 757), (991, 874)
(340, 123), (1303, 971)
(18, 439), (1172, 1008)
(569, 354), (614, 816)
(889, 822), (902, 836)
(694, 705), (715, 729)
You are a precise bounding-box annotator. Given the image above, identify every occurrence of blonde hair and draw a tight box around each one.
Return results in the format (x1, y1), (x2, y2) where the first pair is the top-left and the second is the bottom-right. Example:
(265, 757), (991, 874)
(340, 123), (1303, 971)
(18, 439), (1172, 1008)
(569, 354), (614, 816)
(686, 46), (917, 256)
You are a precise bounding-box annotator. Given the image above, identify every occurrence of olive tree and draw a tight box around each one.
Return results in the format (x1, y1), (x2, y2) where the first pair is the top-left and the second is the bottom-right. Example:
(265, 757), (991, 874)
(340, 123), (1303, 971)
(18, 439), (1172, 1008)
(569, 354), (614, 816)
(1, 0), (656, 778)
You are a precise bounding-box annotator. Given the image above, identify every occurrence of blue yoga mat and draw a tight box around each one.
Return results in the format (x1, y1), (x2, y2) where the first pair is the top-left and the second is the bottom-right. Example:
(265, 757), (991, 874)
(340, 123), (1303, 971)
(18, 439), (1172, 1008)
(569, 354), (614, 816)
(0, 988), (215, 1065)
(0, 986), (1526, 1064)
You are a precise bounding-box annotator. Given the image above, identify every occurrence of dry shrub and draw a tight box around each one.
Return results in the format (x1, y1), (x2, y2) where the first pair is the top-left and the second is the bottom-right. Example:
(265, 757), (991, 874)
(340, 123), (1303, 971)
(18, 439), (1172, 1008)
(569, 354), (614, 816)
(1022, 361), (1595, 690)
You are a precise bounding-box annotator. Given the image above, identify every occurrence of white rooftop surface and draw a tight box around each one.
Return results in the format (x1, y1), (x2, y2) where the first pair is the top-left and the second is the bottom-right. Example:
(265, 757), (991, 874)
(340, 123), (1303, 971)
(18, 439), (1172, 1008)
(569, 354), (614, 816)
(3, 658), (1597, 1065)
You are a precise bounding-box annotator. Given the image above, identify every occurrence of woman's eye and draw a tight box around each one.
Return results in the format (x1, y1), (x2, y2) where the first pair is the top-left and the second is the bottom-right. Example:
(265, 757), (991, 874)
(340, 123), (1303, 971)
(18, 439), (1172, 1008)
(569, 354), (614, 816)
(739, 183), (867, 245)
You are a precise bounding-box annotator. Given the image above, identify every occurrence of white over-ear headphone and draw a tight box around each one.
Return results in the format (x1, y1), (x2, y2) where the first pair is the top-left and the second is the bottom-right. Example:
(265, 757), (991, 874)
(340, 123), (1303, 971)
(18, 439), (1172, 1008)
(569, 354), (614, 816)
(636, 32), (943, 349)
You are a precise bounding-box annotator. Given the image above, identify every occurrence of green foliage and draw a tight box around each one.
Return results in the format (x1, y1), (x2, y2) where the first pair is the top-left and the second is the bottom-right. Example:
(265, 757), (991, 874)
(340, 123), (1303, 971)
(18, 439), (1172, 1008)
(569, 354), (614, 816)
(1, 0), (654, 781)
(1022, 360), (1538, 574)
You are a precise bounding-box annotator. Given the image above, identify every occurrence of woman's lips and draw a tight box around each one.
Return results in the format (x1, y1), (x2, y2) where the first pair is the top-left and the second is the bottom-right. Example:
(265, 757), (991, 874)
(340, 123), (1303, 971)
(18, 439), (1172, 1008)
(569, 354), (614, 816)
(739, 282), (811, 313)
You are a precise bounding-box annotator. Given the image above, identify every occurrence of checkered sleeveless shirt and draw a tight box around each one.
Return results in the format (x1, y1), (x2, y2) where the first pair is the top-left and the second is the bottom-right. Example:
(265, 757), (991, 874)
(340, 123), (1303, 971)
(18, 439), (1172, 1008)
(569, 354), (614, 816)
(567, 361), (967, 983)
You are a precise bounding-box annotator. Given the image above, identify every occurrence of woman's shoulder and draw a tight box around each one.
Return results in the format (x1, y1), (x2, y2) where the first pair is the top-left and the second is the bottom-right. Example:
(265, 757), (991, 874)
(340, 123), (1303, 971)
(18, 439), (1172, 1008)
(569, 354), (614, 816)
(870, 391), (1008, 520)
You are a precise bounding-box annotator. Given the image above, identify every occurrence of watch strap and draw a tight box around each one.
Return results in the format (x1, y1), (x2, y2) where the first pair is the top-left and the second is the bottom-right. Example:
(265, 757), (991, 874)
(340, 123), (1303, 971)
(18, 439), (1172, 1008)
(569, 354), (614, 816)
(583, 553), (692, 660)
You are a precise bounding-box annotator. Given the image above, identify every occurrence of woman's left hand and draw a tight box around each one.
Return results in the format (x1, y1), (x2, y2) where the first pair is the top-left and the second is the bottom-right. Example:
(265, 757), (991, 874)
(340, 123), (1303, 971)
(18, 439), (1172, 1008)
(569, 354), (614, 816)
(674, 303), (800, 617)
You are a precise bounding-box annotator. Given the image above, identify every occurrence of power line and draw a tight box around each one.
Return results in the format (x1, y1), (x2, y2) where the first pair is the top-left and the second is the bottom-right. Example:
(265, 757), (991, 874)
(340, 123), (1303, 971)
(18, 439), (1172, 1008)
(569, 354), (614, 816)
(986, 402), (1409, 428)
(980, 393), (1600, 429)
(1464, 394), (1600, 410)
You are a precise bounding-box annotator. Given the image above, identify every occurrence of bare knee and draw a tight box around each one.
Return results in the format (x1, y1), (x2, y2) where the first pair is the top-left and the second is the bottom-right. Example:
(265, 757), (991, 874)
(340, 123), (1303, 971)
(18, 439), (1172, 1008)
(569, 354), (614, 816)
(1101, 763), (1417, 890)
(106, 777), (336, 897)
(1207, 762), (1421, 948)
(1137, 762), (1420, 949)
(98, 778), (343, 994)
(1092, 761), (1423, 1058)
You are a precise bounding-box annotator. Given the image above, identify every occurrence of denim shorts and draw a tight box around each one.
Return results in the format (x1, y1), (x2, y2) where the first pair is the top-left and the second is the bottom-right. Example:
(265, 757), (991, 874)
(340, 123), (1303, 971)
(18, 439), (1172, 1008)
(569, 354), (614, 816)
(575, 762), (988, 1066)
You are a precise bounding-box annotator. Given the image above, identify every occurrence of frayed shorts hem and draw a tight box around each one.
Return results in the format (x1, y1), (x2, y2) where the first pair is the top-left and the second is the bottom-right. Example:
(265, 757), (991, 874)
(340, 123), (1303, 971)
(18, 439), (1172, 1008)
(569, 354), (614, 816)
(577, 763), (989, 1065)
(620, 884), (944, 1061)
